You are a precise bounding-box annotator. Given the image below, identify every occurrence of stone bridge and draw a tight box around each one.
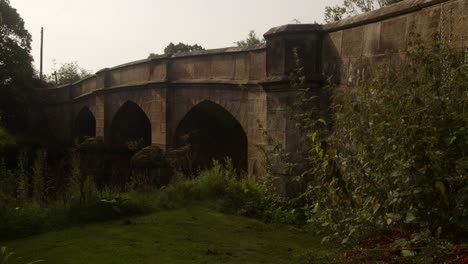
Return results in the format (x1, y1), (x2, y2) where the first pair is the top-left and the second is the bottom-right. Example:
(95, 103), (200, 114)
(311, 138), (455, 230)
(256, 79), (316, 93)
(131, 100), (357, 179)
(34, 0), (466, 175)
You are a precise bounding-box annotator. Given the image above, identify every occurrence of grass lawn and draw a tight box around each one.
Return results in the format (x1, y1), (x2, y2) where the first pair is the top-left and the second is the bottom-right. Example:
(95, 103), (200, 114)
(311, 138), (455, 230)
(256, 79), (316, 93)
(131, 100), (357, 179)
(5, 206), (333, 264)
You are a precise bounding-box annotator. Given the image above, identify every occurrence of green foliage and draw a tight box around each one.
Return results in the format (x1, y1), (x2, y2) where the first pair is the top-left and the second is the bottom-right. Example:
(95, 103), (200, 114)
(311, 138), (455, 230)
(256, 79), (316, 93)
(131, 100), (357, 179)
(131, 146), (169, 168)
(50, 61), (92, 85)
(0, 159), (15, 212)
(324, 6), (346, 23)
(282, 36), (468, 261)
(75, 137), (105, 152)
(325, 0), (403, 23)
(156, 159), (262, 210)
(149, 42), (205, 58)
(0, 152), (300, 241)
(68, 150), (97, 205)
(15, 151), (28, 204)
(0, 0), (34, 127)
(155, 160), (301, 224)
(31, 149), (47, 203)
(128, 146), (172, 190)
(235, 30), (265, 49)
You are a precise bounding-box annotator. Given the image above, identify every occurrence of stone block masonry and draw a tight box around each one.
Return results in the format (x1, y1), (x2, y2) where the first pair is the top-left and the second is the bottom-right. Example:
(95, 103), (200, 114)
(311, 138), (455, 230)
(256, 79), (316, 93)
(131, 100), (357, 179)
(34, 0), (466, 176)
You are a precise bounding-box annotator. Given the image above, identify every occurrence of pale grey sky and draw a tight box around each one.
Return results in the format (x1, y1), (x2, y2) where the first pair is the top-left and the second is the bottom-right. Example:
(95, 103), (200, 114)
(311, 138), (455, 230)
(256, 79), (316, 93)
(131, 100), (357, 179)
(10, 0), (342, 75)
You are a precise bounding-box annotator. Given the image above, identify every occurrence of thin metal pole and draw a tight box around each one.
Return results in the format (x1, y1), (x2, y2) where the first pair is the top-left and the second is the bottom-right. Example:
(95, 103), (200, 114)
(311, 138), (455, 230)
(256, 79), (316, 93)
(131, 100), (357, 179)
(40, 27), (44, 81)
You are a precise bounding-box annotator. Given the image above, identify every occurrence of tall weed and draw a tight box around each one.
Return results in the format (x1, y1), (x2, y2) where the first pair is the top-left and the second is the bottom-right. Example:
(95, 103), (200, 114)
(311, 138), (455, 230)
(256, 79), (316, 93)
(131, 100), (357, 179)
(15, 151), (28, 205)
(31, 149), (48, 203)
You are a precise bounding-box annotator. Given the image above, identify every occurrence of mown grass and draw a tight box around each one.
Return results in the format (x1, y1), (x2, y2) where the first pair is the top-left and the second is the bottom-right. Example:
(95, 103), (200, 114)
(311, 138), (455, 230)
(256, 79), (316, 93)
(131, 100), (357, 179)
(1, 160), (337, 263)
(5, 206), (334, 264)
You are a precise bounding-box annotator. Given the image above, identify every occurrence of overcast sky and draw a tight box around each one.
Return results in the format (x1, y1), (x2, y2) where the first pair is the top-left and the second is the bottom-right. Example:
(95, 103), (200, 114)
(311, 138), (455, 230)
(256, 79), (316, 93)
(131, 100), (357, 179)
(10, 0), (342, 75)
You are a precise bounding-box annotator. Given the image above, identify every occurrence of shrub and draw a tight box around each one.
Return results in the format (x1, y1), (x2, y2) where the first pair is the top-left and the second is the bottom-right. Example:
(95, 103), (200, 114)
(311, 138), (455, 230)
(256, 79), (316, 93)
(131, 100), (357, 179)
(154, 160), (300, 224)
(67, 150), (97, 205)
(15, 151), (29, 205)
(129, 146), (172, 189)
(289, 36), (468, 261)
(0, 159), (16, 212)
(76, 137), (105, 152)
(131, 146), (169, 168)
(31, 149), (48, 203)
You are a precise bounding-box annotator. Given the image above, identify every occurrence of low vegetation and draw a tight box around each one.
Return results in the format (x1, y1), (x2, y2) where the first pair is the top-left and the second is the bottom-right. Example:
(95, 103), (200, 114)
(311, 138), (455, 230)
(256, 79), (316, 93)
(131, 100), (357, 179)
(264, 35), (468, 262)
(0, 152), (331, 263)
(0, 153), (299, 242)
(5, 207), (331, 264)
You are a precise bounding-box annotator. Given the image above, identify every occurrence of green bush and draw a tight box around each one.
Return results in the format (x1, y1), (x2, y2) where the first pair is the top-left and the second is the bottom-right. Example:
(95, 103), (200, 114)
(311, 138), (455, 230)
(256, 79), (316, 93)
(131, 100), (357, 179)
(285, 36), (468, 261)
(131, 146), (169, 168)
(76, 137), (105, 152)
(154, 160), (300, 224)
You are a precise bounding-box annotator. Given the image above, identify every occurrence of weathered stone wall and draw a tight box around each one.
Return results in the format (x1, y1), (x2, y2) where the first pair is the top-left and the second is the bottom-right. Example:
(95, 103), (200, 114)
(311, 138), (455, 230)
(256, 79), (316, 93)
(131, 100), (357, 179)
(166, 84), (267, 175)
(102, 87), (167, 149)
(169, 49), (266, 81)
(322, 0), (467, 87)
(35, 0), (466, 177)
(45, 47), (267, 103)
(37, 47), (270, 175)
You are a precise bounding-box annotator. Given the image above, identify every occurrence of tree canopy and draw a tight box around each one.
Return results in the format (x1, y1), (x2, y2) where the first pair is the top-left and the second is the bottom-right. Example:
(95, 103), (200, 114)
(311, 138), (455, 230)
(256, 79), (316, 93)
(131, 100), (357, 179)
(0, 0), (34, 127)
(52, 61), (92, 85)
(325, 0), (402, 23)
(235, 30), (265, 49)
(148, 42), (205, 58)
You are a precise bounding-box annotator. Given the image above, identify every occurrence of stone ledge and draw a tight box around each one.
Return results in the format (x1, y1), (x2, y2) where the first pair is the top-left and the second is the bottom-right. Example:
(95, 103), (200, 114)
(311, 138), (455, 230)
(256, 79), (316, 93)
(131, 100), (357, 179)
(43, 46), (266, 92)
(323, 0), (450, 33)
(264, 24), (323, 38)
(170, 46), (266, 58)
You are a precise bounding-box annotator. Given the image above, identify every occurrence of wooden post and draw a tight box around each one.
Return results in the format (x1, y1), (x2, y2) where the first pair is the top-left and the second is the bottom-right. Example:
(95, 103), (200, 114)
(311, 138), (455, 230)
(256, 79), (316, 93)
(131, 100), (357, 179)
(40, 27), (44, 81)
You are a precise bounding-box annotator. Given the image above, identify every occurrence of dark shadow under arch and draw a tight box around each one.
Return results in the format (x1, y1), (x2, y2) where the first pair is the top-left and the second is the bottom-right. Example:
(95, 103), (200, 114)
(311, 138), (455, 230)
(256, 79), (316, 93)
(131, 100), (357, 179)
(174, 100), (247, 173)
(110, 101), (151, 149)
(74, 107), (96, 142)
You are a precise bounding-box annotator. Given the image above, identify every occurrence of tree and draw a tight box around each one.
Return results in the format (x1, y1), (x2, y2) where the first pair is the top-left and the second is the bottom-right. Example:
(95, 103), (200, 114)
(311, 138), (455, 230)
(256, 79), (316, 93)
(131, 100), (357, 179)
(325, 0), (403, 23)
(148, 42), (205, 58)
(235, 30), (265, 49)
(0, 0), (34, 127)
(52, 61), (92, 85)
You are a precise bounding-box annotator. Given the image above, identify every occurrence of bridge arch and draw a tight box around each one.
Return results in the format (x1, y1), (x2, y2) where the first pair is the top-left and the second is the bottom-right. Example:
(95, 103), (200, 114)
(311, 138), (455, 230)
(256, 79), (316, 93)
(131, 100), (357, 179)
(174, 100), (248, 173)
(110, 100), (152, 149)
(74, 107), (96, 142)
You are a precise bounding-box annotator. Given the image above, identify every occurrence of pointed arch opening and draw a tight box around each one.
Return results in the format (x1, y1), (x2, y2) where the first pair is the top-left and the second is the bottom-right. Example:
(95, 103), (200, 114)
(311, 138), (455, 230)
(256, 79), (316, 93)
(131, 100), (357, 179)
(110, 101), (152, 150)
(174, 100), (247, 173)
(74, 107), (96, 142)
